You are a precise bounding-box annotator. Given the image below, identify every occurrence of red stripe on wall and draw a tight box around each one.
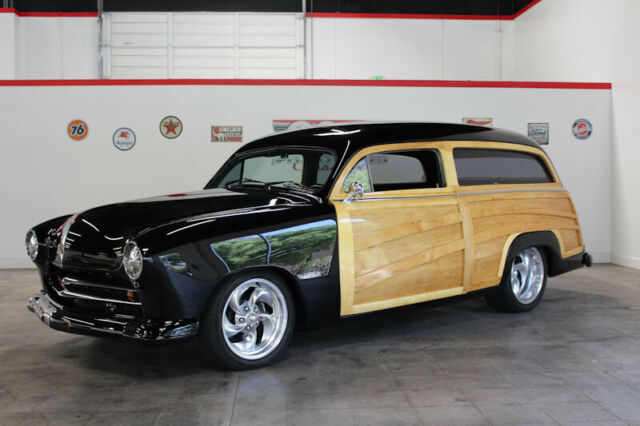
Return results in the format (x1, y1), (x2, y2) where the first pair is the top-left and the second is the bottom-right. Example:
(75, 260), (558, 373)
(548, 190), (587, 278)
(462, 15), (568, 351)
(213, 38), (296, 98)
(306, 12), (516, 20)
(0, 8), (97, 17)
(513, 0), (543, 19)
(0, 79), (612, 90)
(0, 1), (538, 20)
(16, 11), (98, 17)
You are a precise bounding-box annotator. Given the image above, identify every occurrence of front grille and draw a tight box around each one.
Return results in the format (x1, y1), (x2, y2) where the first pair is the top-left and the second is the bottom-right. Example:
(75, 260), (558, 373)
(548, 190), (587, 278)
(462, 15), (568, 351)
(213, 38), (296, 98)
(45, 267), (142, 317)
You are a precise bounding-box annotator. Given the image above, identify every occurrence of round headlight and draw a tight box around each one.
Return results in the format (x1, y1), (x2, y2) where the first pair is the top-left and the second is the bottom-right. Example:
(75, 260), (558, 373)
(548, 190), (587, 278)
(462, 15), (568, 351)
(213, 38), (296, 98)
(122, 240), (143, 280)
(25, 229), (38, 261)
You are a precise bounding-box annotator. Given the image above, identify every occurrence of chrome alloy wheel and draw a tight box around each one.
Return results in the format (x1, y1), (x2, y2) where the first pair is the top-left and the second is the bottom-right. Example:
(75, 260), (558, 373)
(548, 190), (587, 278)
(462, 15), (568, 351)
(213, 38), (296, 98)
(221, 278), (288, 360)
(510, 247), (545, 304)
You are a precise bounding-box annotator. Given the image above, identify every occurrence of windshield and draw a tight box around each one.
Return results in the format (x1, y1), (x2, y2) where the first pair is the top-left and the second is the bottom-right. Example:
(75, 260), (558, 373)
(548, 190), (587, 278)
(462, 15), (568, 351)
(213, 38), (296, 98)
(206, 148), (338, 193)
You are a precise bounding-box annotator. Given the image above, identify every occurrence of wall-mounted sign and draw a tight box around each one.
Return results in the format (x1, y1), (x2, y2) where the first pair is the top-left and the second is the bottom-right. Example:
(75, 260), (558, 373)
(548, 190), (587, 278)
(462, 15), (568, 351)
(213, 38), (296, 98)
(272, 120), (356, 132)
(113, 128), (136, 151)
(160, 116), (182, 139)
(67, 119), (88, 141)
(211, 126), (243, 142)
(527, 123), (549, 145)
(572, 119), (592, 140)
(462, 117), (493, 127)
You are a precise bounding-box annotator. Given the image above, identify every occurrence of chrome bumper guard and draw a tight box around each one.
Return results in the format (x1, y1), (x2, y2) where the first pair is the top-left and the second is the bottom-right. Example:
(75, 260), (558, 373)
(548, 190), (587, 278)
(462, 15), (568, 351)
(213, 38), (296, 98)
(27, 291), (198, 341)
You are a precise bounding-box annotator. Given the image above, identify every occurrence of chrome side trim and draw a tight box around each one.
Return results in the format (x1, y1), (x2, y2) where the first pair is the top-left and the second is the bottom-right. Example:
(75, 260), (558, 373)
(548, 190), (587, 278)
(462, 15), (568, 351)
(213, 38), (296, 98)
(342, 187), (566, 202)
(55, 279), (141, 306)
(61, 277), (135, 292)
(458, 187), (567, 196)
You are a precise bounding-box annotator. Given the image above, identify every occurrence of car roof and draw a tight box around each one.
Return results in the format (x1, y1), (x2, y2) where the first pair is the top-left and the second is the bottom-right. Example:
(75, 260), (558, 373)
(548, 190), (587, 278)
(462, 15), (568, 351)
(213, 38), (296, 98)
(236, 122), (542, 155)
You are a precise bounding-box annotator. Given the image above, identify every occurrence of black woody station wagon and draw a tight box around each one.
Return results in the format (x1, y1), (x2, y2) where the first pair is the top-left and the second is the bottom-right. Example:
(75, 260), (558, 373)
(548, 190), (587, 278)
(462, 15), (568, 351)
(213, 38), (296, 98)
(26, 123), (591, 369)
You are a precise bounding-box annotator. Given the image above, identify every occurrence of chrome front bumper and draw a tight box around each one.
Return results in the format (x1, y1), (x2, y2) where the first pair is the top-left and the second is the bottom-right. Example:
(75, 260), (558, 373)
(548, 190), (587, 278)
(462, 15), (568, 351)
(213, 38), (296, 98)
(27, 291), (198, 341)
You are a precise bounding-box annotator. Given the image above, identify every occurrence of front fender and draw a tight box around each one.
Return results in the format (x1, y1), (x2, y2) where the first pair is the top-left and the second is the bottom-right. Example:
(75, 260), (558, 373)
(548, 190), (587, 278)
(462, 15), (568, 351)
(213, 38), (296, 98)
(136, 206), (338, 322)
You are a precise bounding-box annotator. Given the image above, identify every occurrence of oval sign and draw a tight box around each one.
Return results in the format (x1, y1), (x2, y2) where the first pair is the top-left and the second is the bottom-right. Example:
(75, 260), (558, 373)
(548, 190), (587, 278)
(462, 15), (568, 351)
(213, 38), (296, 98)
(160, 116), (183, 139)
(572, 119), (593, 140)
(67, 119), (89, 141)
(113, 128), (136, 151)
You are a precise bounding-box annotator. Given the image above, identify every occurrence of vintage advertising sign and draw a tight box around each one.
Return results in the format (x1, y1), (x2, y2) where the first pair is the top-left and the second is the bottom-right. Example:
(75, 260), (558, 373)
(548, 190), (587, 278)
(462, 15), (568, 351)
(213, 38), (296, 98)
(67, 119), (88, 141)
(462, 117), (493, 127)
(211, 126), (243, 142)
(160, 116), (183, 139)
(272, 120), (356, 132)
(112, 128), (136, 151)
(527, 123), (550, 145)
(572, 119), (593, 140)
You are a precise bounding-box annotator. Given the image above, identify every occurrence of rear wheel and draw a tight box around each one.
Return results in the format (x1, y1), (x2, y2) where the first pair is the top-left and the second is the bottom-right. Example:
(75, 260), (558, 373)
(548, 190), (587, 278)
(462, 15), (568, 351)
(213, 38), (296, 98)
(485, 246), (547, 312)
(199, 271), (295, 370)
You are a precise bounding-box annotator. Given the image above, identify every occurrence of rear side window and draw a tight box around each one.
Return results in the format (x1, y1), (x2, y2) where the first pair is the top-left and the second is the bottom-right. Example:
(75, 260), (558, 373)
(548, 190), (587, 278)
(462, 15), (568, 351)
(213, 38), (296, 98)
(342, 150), (444, 192)
(453, 148), (553, 186)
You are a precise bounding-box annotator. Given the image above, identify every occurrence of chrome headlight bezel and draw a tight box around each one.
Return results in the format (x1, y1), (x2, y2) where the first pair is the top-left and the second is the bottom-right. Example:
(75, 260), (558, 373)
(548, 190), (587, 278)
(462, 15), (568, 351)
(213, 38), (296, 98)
(25, 229), (38, 261)
(122, 240), (143, 280)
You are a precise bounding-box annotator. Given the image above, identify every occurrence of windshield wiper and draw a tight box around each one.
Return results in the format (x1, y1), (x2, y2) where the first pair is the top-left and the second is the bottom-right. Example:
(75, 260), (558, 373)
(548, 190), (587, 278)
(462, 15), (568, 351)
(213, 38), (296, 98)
(225, 178), (268, 189)
(267, 181), (314, 192)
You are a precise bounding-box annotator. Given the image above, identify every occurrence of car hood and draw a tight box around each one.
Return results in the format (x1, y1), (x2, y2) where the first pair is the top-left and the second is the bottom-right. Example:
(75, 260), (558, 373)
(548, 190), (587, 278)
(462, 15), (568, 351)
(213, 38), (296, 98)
(58, 188), (316, 270)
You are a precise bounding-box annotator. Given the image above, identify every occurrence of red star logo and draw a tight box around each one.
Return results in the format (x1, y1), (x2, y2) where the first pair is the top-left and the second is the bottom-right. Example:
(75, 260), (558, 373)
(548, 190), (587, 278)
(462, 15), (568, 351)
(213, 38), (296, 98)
(163, 119), (179, 135)
(119, 131), (129, 138)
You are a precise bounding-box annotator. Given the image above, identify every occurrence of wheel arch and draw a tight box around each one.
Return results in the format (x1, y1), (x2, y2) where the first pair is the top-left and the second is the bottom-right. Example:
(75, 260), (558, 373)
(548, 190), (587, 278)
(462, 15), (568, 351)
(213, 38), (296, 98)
(208, 265), (308, 330)
(497, 231), (564, 279)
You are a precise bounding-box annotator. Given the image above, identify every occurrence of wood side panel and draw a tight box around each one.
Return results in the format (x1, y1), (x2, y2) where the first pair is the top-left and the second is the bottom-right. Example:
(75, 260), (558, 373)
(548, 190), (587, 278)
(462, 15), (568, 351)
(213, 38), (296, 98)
(355, 237), (465, 291)
(558, 229), (582, 253)
(464, 190), (584, 290)
(473, 255), (505, 285)
(331, 140), (584, 316)
(460, 190), (568, 202)
(333, 201), (356, 316)
(354, 211), (462, 251)
(349, 202), (465, 307)
(354, 222), (464, 277)
(473, 215), (580, 237)
(470, 200), (575, 219)
(353, 252), (464, 306)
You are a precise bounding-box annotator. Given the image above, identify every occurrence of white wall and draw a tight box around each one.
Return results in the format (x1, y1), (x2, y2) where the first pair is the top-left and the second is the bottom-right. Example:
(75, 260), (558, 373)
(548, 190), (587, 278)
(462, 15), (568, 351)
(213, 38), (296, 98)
(16, 17), (99, 79)
(514, 0), (640, 269)
(311, 17), (513, 80)
(0, 13), (16, 78)
(1, 11), (512, 81)
(0, 83), (611, 268)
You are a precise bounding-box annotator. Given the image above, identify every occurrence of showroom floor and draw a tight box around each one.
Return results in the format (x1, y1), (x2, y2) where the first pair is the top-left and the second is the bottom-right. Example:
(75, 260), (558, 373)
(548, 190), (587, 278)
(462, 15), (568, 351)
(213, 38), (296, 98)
(1, 265), (640, 425)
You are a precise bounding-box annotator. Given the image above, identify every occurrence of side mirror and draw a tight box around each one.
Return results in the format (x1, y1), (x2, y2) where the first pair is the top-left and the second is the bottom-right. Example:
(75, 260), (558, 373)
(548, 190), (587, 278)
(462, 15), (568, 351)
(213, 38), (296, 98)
(345, 182), (364, 203)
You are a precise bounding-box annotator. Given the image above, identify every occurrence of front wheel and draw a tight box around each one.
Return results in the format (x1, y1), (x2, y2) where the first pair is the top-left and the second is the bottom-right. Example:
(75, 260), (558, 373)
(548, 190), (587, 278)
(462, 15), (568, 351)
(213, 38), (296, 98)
(199, 271), (295, 370)
(485, 246), (547, 312)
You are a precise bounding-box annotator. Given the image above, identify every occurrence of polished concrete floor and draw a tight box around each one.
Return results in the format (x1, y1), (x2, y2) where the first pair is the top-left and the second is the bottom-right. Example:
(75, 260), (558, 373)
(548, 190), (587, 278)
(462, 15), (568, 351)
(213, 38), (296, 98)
(1, 265), (640, 425)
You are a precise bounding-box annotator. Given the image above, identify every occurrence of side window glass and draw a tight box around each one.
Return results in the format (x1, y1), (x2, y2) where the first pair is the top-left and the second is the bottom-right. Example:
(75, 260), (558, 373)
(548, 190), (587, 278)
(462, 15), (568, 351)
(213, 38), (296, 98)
(316, 153), (337, 185)
(342, 158), (373, 192)
(368, 150), (444, 191)
(453, 148), (553, 185)
(368, 154), (426, 188)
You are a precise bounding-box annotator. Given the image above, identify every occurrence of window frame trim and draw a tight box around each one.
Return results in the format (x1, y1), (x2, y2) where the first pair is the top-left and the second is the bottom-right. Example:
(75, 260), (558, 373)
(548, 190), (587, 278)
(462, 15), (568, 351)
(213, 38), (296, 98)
(364, 149), (445, 193)
(452, 147), (556, 187)
(330, 143), (455, 200)
(329, 141), (561, 201)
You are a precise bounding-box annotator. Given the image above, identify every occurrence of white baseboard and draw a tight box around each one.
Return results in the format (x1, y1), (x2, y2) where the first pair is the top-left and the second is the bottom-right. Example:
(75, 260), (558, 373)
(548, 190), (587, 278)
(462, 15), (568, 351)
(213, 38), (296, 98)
(590, 252), (611, 263)
(611, 254), (640, 270)
(0, 258), (37, 269)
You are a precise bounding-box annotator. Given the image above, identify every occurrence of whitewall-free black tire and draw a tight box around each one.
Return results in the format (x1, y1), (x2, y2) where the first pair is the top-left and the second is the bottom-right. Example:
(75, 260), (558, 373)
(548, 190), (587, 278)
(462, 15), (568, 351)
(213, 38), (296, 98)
(199, 271), (295, 370)
(485, 246), (547, 313)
